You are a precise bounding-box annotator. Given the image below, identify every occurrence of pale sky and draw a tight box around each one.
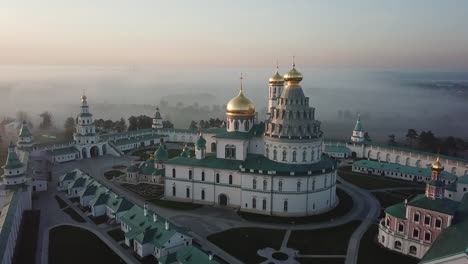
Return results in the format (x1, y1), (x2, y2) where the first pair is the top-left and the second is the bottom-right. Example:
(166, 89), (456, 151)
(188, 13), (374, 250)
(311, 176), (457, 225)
(1, 0), (468, 70)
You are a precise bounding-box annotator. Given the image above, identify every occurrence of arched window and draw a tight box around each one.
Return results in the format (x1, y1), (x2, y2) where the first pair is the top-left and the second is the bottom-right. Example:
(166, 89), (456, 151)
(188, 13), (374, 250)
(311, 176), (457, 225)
(263, 180), (267, 191)
(312, 180), (315, 191)
(234, 120), (239, 130)
(302, 150), (307, 162)
(292, 151), (297, 162)
(398, 222), (404, 233)
(172, 185), (176, 196)
(283, 200), (288, 212)
(245, 121), (250, 131)
(266, 147), (269, 159)
(278, 181), (283, 192)
(172, 168), (176, 178)
(435, 218), (442, 228)
(424, 215), (431, 225)
(413, 228), (419, 239)
(253, 179), (257, 189)
(282, 150), (287, 161)
(216, 173), (220, 183)
(262, 199), (267, 210)
(252, 198), (256, 209)
(229, 175), (233, 184)
(201, 190), (205, 200)
(394, 241), (402, 250)
(413, 211), (420, 223)
(273, 149), (278, 160)
(201, 171), (205, 181)
(409, 246), (417, 255)
(225, 145), (236, 159)
(324, 177), (328, 187)
(311, 149), (315, 161)
(297, 181), (301, 192)
(189, 170), (192, 180)
(186, 188), (190, 198)
(424, 231), (431, 242)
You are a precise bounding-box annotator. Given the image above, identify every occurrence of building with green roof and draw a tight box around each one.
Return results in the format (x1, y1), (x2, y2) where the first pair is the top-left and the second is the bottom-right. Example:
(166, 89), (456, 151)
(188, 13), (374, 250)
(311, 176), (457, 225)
(1, 143), (27, 186)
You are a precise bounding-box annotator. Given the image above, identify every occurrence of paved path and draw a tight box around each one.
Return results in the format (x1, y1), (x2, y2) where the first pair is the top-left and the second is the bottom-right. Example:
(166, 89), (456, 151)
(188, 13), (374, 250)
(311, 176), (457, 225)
(48, 155), (379, 264)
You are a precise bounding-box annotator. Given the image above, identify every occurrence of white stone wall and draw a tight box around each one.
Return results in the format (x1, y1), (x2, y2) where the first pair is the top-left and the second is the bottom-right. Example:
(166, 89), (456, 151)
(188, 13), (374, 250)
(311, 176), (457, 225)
(216, 138), (248, 160)
(264, 139), (323, 164)
(165, 164), (337, 216)
(378, 223), (430, 259)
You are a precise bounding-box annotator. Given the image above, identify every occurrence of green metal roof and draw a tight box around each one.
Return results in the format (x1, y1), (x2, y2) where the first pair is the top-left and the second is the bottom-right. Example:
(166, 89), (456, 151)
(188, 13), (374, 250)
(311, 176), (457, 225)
(407, 194), (459, 215)
(180, 146), (191, 158)
(46, 147), (79, 156)
(445, 181), (457, 192)
(204, 127), (227, 135)
(457, 175), (468, 185)
(420, 194), (468, 263)
(175, 245), (219, 264)
(427, 180), (445, 188)
(353, 160), (457, 181)
(354, 118), (363, 132)
(127, 164), (139, 173)
(19, 124), (31, 137)
(154, 145), (169, 162)
(385, 203), (407, 219)
(324, 145), (351, 153)
(2, 147), (23, 170)
(195, 135), (207, 149)
(0, 192), (20, 261)
(60, 170), (78, 182)
(215, 123), (264, 140)
(167, 154), (243, 170)
(107, 196), (134, 213)
(139, 159), (156, 175)
(242, 154), (336, 176)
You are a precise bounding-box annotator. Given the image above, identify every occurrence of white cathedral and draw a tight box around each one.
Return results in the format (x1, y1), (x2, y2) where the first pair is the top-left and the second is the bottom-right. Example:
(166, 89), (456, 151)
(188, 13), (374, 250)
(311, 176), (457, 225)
(164, 64), (338, 217)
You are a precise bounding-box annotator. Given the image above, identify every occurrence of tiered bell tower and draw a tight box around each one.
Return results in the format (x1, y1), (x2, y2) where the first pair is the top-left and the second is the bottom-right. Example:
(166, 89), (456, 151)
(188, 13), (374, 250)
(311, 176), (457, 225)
(152, 107), (164, 129)
(1, 143), (27, 186)
(267, 64), (285, 120)
(73, 94), (99, 146)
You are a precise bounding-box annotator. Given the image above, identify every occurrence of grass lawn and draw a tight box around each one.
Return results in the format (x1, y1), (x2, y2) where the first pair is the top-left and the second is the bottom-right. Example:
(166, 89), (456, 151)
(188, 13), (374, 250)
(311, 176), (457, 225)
(207, 227), (285, 264)
(338, 168), (421, 190)
(288, 221), (361, 255)
(148, 198), (203, 210)
(13, 210), (40, 264)
(107, 228), (125, 242)
(296, 258), (345, 264)
(49, 225), (125, 264)
(63, 207), (85, 223)
(55, 195), (68, 209)
(358, 225), (418, 264)
(238, 188), (353, 224)
(132, 147), (157, 160)
(121, 183), (164, 200)
(104, 170), (125, 180)
(89, 215), (108, 225)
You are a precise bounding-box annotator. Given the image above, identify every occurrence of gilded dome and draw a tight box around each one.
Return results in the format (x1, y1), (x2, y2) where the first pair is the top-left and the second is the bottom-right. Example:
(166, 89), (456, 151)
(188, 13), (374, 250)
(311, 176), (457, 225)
(284, 65), (303, 85)
(226, 89), (255, 116)
(269, 70), (284, 84)
(431, 157), (444, 171)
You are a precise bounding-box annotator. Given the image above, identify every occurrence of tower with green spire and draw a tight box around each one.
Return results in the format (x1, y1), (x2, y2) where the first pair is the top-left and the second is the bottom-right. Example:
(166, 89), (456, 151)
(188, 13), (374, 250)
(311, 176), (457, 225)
(17, 121), (33, 150)
(351, 115), (365, 143)
(1, 143), (27, 186)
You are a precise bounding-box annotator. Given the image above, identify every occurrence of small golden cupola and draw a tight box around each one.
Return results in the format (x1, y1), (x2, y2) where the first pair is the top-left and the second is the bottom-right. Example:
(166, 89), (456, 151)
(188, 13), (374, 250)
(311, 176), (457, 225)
(284, 58), (303, 86)
(226, 73), (256, 116)
(269, 65), (284, 86)
(431, 156), (444, 173)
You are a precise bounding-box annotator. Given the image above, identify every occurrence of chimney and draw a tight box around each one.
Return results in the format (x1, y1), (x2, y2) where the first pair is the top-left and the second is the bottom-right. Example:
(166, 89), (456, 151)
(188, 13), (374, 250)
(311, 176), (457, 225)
(165, 221), (169, 230)
(143, 203), (148, 216)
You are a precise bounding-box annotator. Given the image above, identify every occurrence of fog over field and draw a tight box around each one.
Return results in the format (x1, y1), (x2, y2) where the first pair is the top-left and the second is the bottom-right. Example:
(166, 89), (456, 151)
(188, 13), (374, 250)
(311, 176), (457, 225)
(0, 65), (467, 142)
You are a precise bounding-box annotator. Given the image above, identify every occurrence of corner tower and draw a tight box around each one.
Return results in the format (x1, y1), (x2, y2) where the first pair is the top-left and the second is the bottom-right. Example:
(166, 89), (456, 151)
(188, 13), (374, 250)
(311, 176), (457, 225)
(1, 143), (27, 186)
(17, 121), (34, 150)
(264, 61), (323, 164)
(351, 115), (365, 143)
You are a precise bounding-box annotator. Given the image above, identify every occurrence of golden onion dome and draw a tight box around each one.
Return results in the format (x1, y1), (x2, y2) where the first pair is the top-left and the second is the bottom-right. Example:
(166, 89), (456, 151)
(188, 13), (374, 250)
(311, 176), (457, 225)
(431, 157), (444, 171)
(81, 95), (87, 101)
(284, 64), (303, 85)
(269, 70), (284, 84)
(226, 89), (255, 116)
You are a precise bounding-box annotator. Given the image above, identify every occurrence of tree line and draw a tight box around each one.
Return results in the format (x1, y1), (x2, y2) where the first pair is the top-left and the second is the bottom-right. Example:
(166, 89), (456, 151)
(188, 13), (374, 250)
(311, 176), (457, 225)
(387, 129), (467, 158)
(188, 118), (224, 131)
